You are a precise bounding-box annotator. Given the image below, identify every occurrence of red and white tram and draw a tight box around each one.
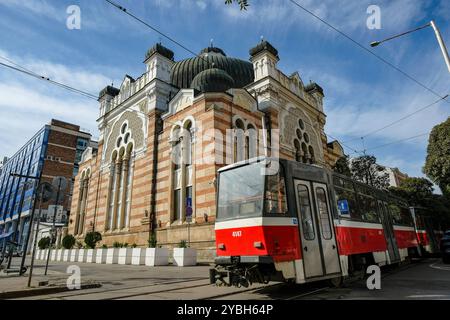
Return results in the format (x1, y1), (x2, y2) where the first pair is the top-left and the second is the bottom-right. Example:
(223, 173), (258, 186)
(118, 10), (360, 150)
(210, 157), (421, 287)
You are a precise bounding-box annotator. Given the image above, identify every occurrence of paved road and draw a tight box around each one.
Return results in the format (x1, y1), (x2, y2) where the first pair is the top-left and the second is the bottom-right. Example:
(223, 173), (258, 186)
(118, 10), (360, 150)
(3, 257), (450, 300)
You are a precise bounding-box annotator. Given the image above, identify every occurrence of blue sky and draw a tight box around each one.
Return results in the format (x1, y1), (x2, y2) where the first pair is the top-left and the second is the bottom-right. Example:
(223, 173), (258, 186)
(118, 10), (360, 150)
(0, 0), (449, 189)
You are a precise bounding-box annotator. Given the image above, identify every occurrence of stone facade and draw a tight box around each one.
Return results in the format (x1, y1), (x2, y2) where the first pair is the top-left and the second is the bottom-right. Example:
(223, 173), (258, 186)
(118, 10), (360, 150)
(69, 41), (344, 261)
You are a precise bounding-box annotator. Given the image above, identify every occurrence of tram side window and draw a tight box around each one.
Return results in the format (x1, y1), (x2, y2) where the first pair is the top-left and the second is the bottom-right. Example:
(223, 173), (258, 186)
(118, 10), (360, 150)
(333, 185), (361, 220)
(264, 171), (288, 215)
(388, 202), (412, 226)
(358, 194), (380, 223)
(316, 187), (332, 240)
(297, 185), (315, 240)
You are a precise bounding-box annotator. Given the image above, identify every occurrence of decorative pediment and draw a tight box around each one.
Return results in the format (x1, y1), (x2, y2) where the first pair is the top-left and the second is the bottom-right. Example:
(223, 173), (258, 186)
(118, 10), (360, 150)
(230, 89), (257, 112)
(164, 89), (194, 117)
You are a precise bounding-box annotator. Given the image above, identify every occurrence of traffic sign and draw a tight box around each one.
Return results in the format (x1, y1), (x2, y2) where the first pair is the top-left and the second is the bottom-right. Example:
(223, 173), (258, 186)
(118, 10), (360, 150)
(337, 199), (350, 216)
(37, 182), (54, 202)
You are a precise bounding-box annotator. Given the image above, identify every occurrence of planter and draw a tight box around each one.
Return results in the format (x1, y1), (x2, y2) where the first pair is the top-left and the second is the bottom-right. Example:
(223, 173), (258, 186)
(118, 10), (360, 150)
(50, 249), (57, 261)
(131, 248), (145, 265)
(173, 248), (197, 266)
(77, 249), (87, 263)
(41, 249), (48, 261)
(145, 248), (169, 266)
(56, 249), (64, 261)
(86, 249), (97, 263)
(118, 248), (132, 265)
(63, 249), (71, 262)
(95, 248), (107, 264)
(70, 249), (79, 262)
(106, 248), (119, 264)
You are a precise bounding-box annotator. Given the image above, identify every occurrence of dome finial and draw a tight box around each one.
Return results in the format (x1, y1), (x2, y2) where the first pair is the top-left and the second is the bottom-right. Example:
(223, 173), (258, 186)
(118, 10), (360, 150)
(260, 35), (264, 42)
(210, 38), (214, 48)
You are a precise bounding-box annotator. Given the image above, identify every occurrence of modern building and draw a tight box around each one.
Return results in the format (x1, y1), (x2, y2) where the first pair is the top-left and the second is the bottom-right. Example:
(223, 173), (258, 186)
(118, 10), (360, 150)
(383, 166), (409, 188)
(0, 157), (8, 176)
(0, 119), (93, 250)
(69, 41), (344, 260)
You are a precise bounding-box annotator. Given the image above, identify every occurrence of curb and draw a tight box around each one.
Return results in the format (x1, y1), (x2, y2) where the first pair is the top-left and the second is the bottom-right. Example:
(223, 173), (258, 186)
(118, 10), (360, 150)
(0, 282), (102, 299)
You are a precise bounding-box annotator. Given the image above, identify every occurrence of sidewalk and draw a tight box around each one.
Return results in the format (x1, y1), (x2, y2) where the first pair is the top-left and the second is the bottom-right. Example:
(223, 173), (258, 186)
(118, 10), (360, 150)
(0, 257), (211, 299)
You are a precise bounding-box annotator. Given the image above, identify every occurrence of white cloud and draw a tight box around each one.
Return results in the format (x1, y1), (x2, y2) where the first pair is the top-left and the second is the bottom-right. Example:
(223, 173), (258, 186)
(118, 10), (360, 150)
(0, 0), (63, 21)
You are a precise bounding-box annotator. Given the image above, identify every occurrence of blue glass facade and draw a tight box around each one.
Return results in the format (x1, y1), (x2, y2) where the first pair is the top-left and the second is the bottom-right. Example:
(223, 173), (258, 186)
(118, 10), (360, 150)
(0, 126), (49, 244)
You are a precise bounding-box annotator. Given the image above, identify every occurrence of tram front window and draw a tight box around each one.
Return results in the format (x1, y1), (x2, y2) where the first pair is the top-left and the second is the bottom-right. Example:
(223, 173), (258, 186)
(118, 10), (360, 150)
(217, 163), (265, 221)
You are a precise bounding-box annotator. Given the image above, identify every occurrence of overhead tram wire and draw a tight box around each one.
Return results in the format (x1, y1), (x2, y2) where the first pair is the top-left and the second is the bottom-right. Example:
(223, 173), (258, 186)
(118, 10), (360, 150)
(288, 0), (450, 105)
(104, 0), (214, 68)
(342, 94), (449, 144)
(103, 0), (361, 156)
(0, 59), (98, 100)
(347, 132), (430, 155)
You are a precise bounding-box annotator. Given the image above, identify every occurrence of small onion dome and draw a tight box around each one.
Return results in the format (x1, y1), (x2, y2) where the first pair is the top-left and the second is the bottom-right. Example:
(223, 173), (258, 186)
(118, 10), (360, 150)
(305, 82), (324, 95)
(190, 68), (235, 93)
(199, 47), (227, 57)
(98, 85), (120, 99)
(249, 40), (279, 59)
(145, 43), (175, 62)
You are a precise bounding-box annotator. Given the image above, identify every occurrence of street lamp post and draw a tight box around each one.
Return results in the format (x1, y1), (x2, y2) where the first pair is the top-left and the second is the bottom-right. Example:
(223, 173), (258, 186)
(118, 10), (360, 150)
(371, 20), (450, 73)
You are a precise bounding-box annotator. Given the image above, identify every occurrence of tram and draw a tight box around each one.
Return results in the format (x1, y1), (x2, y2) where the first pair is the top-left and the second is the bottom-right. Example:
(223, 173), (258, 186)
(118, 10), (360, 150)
(410, 207), (442, 255)
(210, 157), (423, 287)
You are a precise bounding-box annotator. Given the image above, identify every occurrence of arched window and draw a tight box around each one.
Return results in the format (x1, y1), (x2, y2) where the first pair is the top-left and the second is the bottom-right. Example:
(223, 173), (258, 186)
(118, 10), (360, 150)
(247, 124), (257, 160)
(233, 119), (245, 162)
(171, 120), (195, 223)
(294, 139), (301, 162)
(105, 123), (134, 231)
(75, 170), (90, 235)
(301, 143), (308, 163)
(308, 146), (315, 164)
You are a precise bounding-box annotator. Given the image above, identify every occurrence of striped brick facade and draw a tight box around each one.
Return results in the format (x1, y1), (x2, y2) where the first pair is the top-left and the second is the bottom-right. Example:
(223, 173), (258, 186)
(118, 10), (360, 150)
(68, 42), (344, 261)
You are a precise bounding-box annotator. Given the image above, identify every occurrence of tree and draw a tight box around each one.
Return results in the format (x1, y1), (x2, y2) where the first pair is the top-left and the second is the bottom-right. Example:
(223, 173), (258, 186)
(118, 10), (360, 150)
(225, 0), (249, 10)
(62, 234), (76, 249)
(424, 117), (450, 196)
(389, 177), (434, 206)
(38, 237), (51, 250)
(84, 232), (102, 249)
(350, 155), (389, 189)
(332, 156), (352, 177)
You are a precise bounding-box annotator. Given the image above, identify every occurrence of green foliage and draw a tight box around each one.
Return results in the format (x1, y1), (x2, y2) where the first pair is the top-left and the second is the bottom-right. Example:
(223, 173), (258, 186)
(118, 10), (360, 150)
(62, 235), (76, 249)
(38, 237), (51, 249)
(131, 243), (137, 248)
(333, 156), (352, 177)
(84, 232), (102, 249)
(178, 240), (188, 248)
(112, 242), (128, 248)
(101, 244), (108, 249)
(351, 155), (389, 190)
(389, 176), (450, 228)
(148, 233), (157, 248)
(424, 117), (450, 196)
(225, 0), (249, 10)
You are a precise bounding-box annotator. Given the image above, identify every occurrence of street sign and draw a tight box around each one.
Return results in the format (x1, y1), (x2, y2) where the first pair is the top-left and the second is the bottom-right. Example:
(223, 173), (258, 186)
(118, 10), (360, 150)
(337, 199), (350, 216)
(38, 182), (54, 202)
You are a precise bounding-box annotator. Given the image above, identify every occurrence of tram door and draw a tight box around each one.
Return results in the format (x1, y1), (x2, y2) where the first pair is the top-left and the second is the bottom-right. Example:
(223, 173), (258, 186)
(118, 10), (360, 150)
(378, 201), (400, 263)
(294, 180), (341, 279)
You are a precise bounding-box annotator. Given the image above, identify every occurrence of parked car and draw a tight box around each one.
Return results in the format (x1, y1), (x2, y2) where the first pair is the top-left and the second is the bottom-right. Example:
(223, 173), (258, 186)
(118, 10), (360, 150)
(440, 230), (450, 264)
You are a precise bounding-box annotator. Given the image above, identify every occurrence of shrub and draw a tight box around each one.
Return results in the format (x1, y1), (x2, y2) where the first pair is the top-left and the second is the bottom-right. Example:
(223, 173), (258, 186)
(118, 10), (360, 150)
(113, 241), (121, 248)
(101, 244), (108, 249)
(62, 235), (76, 249)
(84, 232), (102, 249)
(38, 237), (51, 249)
(131, 243), (137, 248)
(178, 240), (188, 248)
(148, 233), (157, 248)
(123, 243), (129, 248)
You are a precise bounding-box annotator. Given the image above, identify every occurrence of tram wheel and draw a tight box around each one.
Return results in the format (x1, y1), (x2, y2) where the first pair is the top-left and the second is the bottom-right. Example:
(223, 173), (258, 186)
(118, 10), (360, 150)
(329, 276), (343, 288)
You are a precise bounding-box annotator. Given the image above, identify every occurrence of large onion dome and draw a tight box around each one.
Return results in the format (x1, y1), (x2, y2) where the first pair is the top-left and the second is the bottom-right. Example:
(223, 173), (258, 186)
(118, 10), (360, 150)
(170, 47), (254, 91)
(190, 68), (235, 93)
